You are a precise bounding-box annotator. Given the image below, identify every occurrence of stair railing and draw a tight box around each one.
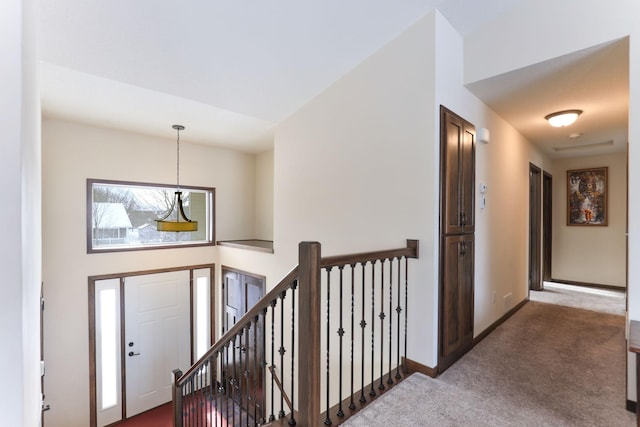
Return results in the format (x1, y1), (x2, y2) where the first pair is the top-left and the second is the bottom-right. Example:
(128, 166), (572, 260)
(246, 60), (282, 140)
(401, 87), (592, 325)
(173, 239), (418, 426)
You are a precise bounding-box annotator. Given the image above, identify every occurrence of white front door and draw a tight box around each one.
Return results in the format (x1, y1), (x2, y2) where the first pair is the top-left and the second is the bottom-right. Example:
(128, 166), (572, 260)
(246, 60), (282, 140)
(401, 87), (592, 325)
(124, 270), (190, 417)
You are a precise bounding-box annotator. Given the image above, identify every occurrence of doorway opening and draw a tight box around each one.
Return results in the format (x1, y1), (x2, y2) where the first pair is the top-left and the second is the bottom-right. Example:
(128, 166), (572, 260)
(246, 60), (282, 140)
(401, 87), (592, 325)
(543, 171), (553, 282)
(88, 264), (214, 427)
(221, 266), (266, 422)
(529, 163), (542, 291)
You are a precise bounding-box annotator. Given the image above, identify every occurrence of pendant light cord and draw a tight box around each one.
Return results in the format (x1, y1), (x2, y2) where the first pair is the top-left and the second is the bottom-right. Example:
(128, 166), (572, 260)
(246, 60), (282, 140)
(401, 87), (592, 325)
(174, 125), (182, 190)
(176, 127), (180, 190)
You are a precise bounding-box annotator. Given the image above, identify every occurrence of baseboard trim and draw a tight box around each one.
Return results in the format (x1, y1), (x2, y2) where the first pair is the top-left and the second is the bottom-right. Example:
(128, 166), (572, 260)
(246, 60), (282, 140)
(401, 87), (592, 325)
(549, 278), (624, 292)
(403, 357), (438, 378)
(473, 299), (529, 346)
(627, 399), (636, 413)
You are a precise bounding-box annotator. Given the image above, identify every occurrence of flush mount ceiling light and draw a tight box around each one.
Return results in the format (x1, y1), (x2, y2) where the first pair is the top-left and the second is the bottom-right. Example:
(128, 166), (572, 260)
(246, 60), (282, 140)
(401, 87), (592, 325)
(155, 125), (198, 232)
(545, 109), (583, 127)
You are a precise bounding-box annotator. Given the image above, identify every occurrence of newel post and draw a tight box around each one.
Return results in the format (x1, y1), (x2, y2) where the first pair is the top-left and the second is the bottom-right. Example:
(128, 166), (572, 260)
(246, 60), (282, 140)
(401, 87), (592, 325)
(298, 241), (322, 426)
(172, 369), (183, 427)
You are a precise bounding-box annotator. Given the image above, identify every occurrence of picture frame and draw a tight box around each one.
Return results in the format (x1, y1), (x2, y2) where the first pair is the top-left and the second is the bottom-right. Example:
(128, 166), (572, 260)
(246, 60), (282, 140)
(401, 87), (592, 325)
(567, 167), (608, 226)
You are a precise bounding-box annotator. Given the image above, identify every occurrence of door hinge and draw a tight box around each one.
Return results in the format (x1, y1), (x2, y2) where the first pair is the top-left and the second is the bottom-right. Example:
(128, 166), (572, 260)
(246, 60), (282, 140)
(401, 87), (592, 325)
(41, 394), (50, 412)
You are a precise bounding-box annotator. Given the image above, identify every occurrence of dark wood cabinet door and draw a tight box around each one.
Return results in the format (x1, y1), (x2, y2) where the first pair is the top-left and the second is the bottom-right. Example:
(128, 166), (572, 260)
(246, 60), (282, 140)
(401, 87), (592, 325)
(439, 235), (474, 371)
(460, 125), (475, 232)
(439, 106), (475, 373)
(441, 108), (475, 234)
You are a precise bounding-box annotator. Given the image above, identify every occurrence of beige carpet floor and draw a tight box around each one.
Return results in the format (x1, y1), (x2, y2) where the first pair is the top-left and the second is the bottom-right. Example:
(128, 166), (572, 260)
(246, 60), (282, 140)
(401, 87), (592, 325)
(530, 282), (626, 316)
(344, 300), (633, 426)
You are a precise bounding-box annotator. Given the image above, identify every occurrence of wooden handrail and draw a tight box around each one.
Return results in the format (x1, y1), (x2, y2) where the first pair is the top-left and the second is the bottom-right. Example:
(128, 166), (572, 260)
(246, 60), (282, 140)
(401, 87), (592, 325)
(320, 239), (418, 268)
(176, 266), (299, 384)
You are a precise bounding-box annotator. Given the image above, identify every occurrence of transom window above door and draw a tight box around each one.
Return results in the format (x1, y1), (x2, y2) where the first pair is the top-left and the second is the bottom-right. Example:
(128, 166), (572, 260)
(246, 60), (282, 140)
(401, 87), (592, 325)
(87, 179), (215, 253)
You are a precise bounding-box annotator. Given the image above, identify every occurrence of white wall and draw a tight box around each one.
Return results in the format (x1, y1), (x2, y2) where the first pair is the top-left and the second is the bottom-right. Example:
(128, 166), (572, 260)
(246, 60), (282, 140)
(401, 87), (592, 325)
(275, 11), (439, 367)
(0, 0), (41, 425)
(41, 119), (257, 427)
(433, 12), (553, 336)
(463, 0), (640, 403)
(552, 152), (627, 287)
(255, 149), (274, 240)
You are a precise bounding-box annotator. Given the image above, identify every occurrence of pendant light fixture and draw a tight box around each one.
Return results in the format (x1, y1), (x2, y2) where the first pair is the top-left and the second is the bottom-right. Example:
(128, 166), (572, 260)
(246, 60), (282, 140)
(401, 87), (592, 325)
(155, 125), (198, 232)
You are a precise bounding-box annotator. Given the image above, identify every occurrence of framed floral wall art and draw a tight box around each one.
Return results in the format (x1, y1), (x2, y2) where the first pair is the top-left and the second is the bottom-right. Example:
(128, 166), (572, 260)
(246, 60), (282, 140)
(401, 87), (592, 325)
(567, 167), (608, 226)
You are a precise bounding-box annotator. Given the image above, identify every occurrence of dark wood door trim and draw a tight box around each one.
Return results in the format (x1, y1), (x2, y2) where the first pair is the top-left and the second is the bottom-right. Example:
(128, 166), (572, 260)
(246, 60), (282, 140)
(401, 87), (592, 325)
(221, 266), (266, 422)
(529, 164), (542, 291)
(542, 171), (553, 282)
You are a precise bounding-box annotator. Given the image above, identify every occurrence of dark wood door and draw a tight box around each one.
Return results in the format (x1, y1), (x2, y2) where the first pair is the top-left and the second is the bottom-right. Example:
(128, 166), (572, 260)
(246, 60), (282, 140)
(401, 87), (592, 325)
(439, 235), (474, 371)
(222, 268), (265, 422)
(441, 108), (475, 235)
(529, 164), (542, 291)
(543, 172), (553, 282)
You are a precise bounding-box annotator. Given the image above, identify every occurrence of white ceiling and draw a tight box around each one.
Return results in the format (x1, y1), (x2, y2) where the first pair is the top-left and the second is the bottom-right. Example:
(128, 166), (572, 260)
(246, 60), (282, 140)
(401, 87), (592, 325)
(39, 0), (628, 157)
(467, 38), (629, 159)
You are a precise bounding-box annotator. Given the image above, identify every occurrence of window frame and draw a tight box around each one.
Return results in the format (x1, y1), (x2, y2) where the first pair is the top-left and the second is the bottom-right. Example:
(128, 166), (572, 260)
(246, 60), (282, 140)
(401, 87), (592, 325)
(86, 178), (215, 253)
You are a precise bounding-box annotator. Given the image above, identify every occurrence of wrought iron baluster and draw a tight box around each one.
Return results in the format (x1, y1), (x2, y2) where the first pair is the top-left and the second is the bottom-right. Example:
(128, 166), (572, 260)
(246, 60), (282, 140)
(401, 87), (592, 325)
(201, 363), (205, 427)
(369, 260), (376, 397)
(395, 257), (402, 380)
(260, 308), (268, 425)
(215, 352), (220, 427)
(201, 364), (205, 427)
(403, 256), (409, 374)
(247, 315), (258, 427)
(240, 328), (245, 427)
(269, 299), (277, 422)
(278, 291), (287, 419)
(324, 267), (332, 425)
(244, 324), (249, 427)
(196, 367), (200, 427)
(232, 336), (237, 427)
(289, 280), (297, 426)
(349, 263), (356, 411)
(388, 258), (394, 385)
(337, 265), (345, 418)
(183, 378), (187, 426)
(183, 379), (188, 426)
(359, 261), (367, 404)
(178, 381), (182, 426)
(378, 260), (386, 391)
(253, 309), (266, 424)
(211, 356), (215, 427)
(206, 358), (211, 427)
(194, 368), (198, 427)
(189, 377), (194, 426)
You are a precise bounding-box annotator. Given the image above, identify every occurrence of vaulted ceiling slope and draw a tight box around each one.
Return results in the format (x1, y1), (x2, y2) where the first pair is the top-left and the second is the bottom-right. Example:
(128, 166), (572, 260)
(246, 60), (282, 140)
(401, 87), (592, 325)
(41, 0), (624, 157)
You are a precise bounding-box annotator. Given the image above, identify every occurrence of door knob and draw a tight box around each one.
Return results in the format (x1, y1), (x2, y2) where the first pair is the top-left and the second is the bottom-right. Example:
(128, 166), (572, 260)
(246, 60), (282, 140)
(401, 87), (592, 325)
(128, 351), (140, 357)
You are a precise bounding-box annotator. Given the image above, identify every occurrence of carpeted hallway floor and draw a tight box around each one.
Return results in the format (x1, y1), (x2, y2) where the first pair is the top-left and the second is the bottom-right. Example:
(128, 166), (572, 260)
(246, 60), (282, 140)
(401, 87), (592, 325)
(530, 281), (626, 316)
(344, 297), (634, 426)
